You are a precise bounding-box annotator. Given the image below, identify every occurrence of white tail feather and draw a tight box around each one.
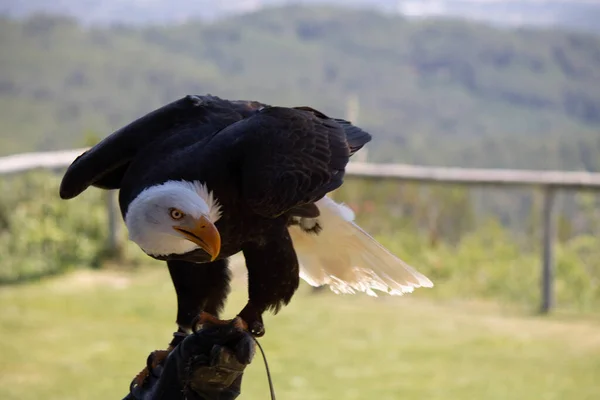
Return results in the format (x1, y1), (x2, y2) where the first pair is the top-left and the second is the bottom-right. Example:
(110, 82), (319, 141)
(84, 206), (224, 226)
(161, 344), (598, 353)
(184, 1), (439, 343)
(289, 196), (433, 296)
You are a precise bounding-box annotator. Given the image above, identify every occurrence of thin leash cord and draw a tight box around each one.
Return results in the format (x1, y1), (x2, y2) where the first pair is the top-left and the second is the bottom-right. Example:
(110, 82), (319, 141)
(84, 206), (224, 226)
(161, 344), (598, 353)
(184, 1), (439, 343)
(252, 336), (276, 400)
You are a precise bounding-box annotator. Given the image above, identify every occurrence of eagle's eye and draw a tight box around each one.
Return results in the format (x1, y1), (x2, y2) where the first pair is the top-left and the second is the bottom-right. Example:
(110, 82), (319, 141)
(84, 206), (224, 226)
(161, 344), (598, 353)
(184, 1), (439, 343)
(169, 208), (185, 220)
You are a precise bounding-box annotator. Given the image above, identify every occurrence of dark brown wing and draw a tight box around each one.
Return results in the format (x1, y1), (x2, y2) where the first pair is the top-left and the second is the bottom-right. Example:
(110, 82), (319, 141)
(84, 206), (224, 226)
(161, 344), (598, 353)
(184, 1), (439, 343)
(59, 95), (266, 199)
(218, 106), (371, 218)
(294, 106), (372, 156)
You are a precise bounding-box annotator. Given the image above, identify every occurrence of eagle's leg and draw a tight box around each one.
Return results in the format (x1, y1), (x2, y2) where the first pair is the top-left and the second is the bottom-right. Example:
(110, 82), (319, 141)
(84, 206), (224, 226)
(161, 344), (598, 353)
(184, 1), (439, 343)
(239, 228), (300, 337)
(132, 259), (231, 388)
(237, 302), (266, 337)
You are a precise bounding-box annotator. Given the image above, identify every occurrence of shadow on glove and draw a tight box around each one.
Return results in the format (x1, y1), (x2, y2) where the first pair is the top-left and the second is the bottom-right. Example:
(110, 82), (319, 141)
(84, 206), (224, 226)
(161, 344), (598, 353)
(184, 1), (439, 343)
(123, 320), (256, 400)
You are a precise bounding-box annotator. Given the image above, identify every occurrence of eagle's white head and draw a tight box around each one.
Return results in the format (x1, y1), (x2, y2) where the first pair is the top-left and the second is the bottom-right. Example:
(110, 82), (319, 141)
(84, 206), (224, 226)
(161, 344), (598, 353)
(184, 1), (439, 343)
(125, 180), (222, 258)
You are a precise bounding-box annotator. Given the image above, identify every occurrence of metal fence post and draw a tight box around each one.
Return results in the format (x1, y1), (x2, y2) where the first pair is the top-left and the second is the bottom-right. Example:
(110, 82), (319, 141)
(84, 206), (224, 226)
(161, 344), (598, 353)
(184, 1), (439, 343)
(540, 186), (556, 314)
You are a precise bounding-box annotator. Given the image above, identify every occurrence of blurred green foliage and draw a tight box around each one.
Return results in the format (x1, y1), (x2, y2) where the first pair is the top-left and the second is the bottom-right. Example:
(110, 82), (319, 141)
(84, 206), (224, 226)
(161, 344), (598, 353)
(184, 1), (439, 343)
(1, 171), (598, 313)
(0, 171), (148, 284)
(333, 181), (600, 313)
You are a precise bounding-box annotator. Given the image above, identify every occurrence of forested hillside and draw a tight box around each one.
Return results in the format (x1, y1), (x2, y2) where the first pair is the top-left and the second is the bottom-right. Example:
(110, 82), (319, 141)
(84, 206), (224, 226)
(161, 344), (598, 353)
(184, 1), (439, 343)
(2, 6), (600, 170)
(5, 0), (600, 34)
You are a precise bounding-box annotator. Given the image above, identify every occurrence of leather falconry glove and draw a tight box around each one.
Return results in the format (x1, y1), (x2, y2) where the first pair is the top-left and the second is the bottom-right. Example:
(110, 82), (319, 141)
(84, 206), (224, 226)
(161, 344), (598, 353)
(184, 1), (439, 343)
(123, 320), (256, 400)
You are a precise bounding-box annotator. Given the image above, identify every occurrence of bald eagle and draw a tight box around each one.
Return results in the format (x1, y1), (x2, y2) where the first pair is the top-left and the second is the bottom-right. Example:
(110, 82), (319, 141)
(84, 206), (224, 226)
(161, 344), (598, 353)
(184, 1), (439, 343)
(59, 95), (432, 385)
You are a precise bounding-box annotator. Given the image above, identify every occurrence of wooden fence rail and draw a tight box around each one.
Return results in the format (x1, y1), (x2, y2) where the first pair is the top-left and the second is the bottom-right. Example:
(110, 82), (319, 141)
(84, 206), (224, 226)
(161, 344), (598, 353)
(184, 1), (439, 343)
(3, 148), (600, 314)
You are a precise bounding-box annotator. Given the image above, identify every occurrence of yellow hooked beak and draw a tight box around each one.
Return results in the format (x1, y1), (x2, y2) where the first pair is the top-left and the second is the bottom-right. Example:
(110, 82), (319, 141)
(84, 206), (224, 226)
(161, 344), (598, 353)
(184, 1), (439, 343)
(173, 215), (221, 261)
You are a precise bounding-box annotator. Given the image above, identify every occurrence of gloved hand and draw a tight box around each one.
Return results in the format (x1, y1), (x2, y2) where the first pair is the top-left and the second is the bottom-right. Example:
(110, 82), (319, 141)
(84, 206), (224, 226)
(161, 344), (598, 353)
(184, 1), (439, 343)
(123, 320), (256, 400)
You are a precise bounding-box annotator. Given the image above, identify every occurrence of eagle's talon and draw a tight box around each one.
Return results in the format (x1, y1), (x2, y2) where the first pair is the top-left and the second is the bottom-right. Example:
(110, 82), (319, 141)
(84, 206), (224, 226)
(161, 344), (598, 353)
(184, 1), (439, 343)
(132, 348), (173, 389)
(192, 310), (230, 332)
(145, 352), (157, 377)
(132, 367), (150, 389)
(146, 350), (166, 378)
(192, 312), (260, 337)
(249, 321), (265, 337)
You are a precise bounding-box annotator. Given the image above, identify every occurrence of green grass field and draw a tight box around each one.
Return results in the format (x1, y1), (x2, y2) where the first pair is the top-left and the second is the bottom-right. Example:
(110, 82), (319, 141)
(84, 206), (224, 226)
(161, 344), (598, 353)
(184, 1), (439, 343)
(1, 266), (599, 400)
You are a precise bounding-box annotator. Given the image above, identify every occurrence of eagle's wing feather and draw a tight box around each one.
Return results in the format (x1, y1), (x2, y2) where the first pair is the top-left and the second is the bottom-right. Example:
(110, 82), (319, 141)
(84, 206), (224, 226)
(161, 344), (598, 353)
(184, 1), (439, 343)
(290, 196), (434, 296)
(59, 95), (265, 199)
(229, 106), (360, 218)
